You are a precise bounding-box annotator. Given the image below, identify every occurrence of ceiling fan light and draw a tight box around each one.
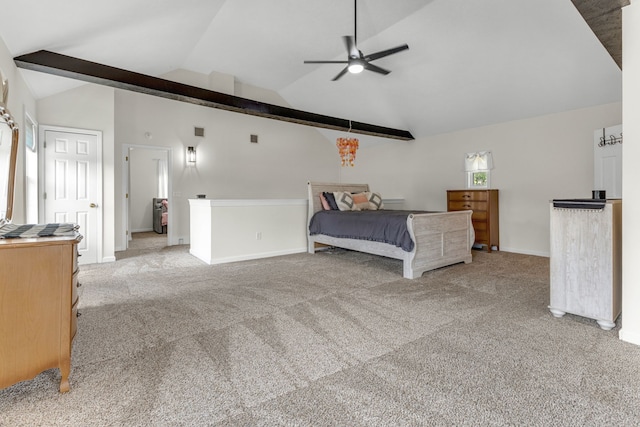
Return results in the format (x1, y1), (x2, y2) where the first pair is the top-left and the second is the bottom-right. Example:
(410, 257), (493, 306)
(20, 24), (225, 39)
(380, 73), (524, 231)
(348, 62), (364, 74)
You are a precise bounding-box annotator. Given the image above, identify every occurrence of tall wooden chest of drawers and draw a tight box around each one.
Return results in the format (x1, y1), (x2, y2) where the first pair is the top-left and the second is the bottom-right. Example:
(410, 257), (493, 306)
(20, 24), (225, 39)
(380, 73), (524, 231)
(447, 189), (499, 252)
(0, 234), (81, 393)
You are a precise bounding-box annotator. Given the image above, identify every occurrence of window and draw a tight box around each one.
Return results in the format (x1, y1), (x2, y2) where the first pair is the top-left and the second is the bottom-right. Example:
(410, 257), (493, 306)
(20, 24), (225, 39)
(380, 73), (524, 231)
(467, 170), (490, 188)
(464, 151), (493, 189)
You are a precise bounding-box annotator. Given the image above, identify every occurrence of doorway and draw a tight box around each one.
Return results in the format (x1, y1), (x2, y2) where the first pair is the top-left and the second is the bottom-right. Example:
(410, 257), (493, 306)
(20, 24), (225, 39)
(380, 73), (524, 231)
(122, 144), (172, 251)
(40, 125), (103, 265)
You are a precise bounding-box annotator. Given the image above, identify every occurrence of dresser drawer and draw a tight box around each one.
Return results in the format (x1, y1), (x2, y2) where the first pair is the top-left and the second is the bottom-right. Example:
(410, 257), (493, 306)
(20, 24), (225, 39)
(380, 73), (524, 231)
(448, 201), (488, 212)
(448, 191), (488, 202)
(73, 249), (78, 274)
(472, 211), (487, 221)
(71, 300), (78, 340)
(472, 220), (487, 231)
(72, 271), (79, 304)
(474, 229), (488, 242)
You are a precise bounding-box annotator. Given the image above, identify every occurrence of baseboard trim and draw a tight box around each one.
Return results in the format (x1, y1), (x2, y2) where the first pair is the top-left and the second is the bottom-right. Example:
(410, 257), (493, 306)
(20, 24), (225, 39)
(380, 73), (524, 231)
(191, 247), (308, 265)
(102, 256), (116, 263)
(500, 247), (550, 258)
(619, 328), (640, 346)
(131, 228), (154, 233)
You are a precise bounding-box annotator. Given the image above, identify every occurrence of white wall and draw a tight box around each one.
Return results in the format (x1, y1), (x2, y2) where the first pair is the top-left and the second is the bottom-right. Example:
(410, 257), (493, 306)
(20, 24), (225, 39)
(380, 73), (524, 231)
(189, 199), (307, 264)
(0, 37), (37, 223)
(37, 84), (116, 262)
(341, 102), (622, 256)
(129, 148), (167, 232)
(31, 69), (339, 254)
(621, 0), (640, 345)
(31, 71), (623, 259)
(113, 78), (340, 250)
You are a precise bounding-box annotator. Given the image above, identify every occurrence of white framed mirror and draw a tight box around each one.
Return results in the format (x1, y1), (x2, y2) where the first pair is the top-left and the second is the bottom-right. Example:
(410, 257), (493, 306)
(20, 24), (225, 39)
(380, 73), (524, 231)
(0, 68), (19, 224)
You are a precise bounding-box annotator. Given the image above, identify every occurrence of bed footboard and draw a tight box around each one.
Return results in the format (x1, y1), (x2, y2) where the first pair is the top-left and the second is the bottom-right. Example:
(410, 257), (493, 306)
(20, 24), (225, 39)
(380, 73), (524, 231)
(307, 182), (473, 279)
(404, 210), (473, 279)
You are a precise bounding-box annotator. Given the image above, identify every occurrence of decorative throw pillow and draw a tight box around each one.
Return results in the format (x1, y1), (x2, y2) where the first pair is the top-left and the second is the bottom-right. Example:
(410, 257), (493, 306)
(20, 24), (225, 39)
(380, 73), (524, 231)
(333, 191), (359, 211)
(319, 192), (331, 210)
(323, 192), (340, 210)
(351, 192), (371, 210)
(367, 192), (384, 210)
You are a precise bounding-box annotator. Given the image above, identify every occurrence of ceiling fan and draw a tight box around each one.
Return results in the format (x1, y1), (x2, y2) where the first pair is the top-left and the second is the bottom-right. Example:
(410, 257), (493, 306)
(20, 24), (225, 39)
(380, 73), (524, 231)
(304, 0), (409, 81)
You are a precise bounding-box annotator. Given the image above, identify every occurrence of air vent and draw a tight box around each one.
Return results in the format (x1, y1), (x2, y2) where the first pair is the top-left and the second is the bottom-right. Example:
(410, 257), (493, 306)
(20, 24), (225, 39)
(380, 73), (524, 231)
(250, 134), (258, 143)
(194, 127), (205, 137)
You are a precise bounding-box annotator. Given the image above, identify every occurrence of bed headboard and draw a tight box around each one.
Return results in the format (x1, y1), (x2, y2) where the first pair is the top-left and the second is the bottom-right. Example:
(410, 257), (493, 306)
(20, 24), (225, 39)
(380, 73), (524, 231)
(307, 181), (370, 220)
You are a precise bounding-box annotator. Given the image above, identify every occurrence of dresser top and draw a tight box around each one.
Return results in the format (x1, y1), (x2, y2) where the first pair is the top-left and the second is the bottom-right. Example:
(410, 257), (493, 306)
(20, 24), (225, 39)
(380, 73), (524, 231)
(0, 233), (81, 248)
(447, 189), (498, 192)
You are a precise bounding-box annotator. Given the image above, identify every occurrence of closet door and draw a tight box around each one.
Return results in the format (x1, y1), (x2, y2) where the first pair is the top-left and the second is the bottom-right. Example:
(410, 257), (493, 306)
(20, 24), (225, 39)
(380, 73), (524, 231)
(44, 128), (100, 264)
(594, 124), (622, 199)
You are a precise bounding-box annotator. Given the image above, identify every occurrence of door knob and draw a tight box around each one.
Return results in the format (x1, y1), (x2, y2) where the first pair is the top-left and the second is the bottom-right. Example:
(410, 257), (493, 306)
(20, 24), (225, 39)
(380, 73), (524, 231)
(90, 203), (98, 208)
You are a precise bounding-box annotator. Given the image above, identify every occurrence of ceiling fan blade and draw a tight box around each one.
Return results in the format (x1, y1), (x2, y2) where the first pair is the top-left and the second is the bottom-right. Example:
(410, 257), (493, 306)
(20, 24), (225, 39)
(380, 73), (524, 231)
(306, 0), (408, 81)
(304, 60), (348, 64)
(332, 66), (350, 81)
(343, 35), (360, 58)
(363, 62), (390, 75)
(364, 44), (409, 62)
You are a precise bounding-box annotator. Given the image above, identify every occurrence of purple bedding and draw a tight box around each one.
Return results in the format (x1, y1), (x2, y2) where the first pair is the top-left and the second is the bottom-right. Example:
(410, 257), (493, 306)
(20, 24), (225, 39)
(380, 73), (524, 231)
(309, 210), (434, 252)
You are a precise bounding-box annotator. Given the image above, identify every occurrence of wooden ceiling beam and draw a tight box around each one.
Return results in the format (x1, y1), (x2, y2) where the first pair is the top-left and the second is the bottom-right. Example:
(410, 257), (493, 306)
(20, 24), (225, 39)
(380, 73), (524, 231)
(14, 50), (414, 141)
(570, 0), (630, 69)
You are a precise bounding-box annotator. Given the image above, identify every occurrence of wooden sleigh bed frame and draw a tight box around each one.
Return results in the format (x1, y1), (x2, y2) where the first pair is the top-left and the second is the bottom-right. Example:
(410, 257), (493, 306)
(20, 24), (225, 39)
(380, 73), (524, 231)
(307, 182), (474, 279)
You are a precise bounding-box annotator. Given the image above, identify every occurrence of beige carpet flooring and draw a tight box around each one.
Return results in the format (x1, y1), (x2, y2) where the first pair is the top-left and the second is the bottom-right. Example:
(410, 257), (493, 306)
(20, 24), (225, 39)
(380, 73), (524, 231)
(1, 244), (639, 426)
(116, 231), (168, 260)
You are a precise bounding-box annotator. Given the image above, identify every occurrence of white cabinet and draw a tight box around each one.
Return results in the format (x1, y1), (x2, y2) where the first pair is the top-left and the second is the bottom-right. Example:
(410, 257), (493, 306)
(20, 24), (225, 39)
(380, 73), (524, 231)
(549, 200), (622, 330)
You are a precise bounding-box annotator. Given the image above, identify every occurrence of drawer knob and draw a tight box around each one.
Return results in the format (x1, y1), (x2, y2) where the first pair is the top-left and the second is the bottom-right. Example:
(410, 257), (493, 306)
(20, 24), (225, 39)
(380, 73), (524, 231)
(77, 282), (82, 288)
(463, 204), (471, 208)
(76, 312), (81, 318)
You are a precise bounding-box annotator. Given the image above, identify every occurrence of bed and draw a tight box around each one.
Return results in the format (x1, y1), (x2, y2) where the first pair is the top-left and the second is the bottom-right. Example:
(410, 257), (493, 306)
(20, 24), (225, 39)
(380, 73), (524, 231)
(307, 182), (474, 279)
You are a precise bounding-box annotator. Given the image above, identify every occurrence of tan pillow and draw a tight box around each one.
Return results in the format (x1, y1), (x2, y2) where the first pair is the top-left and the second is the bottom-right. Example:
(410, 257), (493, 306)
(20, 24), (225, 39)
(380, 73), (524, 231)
(352, 192), (370, 210)
(333, 191), (359, 211)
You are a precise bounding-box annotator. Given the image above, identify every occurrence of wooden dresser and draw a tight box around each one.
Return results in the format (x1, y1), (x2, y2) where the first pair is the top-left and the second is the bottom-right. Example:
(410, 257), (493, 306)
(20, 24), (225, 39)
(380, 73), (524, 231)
(447, 189), (499, 252)
(0, 234), (81, 393)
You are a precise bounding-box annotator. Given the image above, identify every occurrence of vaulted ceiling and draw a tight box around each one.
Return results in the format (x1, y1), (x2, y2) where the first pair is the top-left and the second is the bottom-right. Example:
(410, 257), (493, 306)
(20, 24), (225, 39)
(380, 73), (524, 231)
(0, 0), (623, 142)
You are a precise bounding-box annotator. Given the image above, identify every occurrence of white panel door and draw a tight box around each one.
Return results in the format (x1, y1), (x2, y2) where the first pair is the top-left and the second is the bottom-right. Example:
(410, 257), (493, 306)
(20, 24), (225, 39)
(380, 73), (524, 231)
(594, 124), (623, 199)
(44, 129), (99, 264)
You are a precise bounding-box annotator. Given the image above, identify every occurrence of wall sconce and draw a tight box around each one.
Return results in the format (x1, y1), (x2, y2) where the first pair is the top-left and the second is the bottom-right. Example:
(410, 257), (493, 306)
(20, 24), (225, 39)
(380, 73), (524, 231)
(186, 146), (196, 165)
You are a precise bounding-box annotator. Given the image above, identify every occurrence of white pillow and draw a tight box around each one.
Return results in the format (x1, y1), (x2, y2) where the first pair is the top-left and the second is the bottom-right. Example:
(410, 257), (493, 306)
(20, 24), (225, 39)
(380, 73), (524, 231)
(367, 192), (384, 210)
(333, 191), (359, 211)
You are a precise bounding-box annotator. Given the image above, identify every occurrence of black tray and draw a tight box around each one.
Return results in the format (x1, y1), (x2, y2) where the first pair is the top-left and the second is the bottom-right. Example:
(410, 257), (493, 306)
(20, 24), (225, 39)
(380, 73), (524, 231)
(552, 199), (606, 209)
